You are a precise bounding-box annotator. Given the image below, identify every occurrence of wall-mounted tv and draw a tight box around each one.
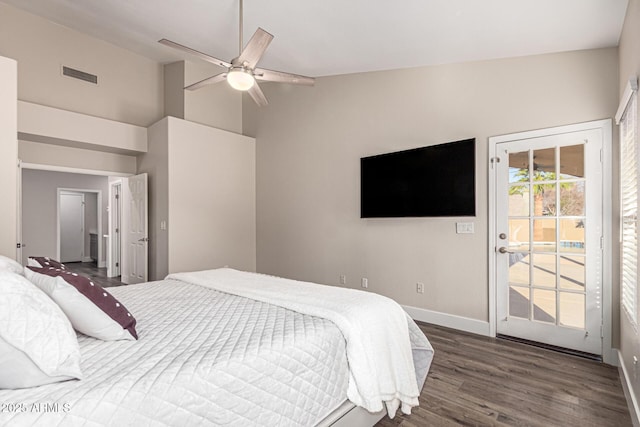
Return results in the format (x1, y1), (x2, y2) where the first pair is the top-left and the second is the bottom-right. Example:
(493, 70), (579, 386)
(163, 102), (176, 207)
(360, 138), (476, 218)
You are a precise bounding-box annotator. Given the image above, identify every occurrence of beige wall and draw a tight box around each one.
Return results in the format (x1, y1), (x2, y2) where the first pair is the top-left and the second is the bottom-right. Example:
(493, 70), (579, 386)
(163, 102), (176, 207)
(618, 0), (640, 416)
(0, 55), (17, 259)
(140, 117), (256, 280)
(0, 3), (163, 127)
(18, 101), (148, 154)
(19, 141), (137, 175)
(138, 119), (170, 280)
(164, 60), (243, 134)
(167, 117), (256, 274)
(164, 62), (185, 119)
(246, 48), (619, 323)
(184, 61), (242, 134)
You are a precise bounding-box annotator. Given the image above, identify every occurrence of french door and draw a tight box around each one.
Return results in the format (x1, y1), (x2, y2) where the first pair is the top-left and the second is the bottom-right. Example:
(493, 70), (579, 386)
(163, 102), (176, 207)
(495, 128), (603, 355)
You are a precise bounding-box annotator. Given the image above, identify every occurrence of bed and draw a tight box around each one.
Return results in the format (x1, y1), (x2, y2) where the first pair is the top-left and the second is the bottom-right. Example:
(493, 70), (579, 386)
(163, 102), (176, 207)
(0, 266), (434, 426)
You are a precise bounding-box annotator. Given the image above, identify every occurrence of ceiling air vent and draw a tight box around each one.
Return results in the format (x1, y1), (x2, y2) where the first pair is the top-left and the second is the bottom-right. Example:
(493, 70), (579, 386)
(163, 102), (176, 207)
(62, 66), (98, 84)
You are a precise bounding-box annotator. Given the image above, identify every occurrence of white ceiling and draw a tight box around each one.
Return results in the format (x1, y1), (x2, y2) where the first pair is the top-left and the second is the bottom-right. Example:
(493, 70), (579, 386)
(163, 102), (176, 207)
(2, 0), (629, 77)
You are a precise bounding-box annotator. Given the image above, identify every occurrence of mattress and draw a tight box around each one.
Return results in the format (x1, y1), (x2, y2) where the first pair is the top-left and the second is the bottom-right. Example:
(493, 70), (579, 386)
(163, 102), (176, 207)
(0, 276), (433, 427)
(0, 280), (350, 426)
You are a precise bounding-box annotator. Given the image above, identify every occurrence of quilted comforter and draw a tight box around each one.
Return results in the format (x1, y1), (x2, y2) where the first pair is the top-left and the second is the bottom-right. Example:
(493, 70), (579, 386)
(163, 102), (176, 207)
(0, 276), (432, 426)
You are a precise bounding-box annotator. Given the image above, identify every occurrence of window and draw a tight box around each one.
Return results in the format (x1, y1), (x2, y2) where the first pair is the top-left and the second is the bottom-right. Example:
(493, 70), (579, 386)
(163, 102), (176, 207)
(619, 79), (639, 324)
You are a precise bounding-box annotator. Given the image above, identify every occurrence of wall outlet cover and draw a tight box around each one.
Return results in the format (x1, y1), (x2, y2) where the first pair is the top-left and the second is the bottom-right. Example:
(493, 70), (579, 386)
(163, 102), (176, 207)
(456, 222), (475, 234)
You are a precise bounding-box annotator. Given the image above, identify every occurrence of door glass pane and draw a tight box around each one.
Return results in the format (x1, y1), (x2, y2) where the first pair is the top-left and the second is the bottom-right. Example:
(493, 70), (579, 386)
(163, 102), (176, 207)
(509, 151), (529, 183)
(560, 219), (585, 253)
(532, 254), (556, 288)
(509, 253), (529, 286)
(559, 292), (585, 329)
(560, 144), (585, 179)
(560, 181), (585, 216)
(533, 148), (555, 176)
(559, 255), (585, 290)
(509, 219), (530, 251)
(533, 218), (555, 251)
(509, 185), (530, 216)
(533, 289), (556, 323)
(533, 183), (556, 216)
(509, 286), (530, 319)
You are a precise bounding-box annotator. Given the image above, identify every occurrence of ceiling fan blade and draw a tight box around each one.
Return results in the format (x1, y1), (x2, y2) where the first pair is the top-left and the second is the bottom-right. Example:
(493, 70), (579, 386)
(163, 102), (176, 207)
(254, 68), (315, 86)
(158, 38), (231, 69)
(248, 83), (268, 107)
(185, 73), (227, 91)
(235, 28), (273, 69)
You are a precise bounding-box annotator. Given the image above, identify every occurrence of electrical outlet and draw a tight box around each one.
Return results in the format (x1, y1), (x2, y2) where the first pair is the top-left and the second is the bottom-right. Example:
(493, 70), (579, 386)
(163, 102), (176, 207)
(361, 278), (368, 288)
(416, 282), (424, 294)
(339, 275), (346, 285)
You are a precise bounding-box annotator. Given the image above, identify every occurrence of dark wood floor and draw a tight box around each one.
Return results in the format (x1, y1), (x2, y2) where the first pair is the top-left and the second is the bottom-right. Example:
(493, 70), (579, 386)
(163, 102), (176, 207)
(64, 262), (124, 288)
(377, 323), (631, 427)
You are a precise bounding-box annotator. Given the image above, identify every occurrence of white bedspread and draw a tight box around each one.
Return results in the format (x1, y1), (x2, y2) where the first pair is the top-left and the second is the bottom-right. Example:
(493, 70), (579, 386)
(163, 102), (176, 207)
(0, 280), (351, 426)
(167, 268), (425, 417)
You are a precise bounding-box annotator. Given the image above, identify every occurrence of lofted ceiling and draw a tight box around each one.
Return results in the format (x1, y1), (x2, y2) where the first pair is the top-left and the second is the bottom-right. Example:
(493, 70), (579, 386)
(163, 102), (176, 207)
(0, 0), (629, 77)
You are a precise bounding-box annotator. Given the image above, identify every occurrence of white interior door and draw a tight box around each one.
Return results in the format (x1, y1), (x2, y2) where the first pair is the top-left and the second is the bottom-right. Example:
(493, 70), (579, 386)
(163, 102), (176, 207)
(495, 129), (603, 355)
(121, 173), (148, 284)
(60, 191), (85, 263)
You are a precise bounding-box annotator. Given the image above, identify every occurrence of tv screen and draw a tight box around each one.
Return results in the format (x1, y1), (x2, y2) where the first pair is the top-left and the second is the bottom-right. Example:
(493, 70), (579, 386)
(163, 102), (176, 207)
(360, 138), (476, 218)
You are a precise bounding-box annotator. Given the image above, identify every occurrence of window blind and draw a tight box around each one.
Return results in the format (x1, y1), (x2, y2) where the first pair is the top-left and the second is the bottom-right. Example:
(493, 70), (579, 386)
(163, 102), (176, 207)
(621, 91), (638, 324)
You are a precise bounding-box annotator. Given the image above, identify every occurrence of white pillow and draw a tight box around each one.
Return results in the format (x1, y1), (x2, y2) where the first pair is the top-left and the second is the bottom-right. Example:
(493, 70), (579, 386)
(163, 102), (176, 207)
(0, 337), (75, 389)
(25, 268), (138, 341)
(0, 271), (83, 389)
(0, 254), (23, 275)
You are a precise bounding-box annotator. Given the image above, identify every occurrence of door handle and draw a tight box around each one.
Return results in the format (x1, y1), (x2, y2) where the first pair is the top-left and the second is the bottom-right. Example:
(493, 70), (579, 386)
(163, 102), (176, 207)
(138, 237), (149, 242)
(498, 247), (514, 254)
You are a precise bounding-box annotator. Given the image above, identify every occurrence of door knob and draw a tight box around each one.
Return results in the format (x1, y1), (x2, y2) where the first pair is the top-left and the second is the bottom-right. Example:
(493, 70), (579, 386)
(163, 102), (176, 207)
(498, 233), (507, 239)
(498, 247), (513, 254)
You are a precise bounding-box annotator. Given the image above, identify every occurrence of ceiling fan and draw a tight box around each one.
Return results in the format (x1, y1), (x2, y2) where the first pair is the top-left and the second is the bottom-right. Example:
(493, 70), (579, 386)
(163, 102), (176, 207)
(158, 0), (314, 107)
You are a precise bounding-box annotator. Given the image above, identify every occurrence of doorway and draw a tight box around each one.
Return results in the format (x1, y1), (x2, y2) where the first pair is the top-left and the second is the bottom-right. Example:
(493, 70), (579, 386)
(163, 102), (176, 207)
(58, 190), (86, 262)
(489, 120), (612, 361)
(19, 167), (126, 287)
(57, 188), (102, 266)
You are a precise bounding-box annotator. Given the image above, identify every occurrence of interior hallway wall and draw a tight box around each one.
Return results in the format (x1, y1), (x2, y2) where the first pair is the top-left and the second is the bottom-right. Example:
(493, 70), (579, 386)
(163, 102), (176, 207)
(21, 169), (109, 266)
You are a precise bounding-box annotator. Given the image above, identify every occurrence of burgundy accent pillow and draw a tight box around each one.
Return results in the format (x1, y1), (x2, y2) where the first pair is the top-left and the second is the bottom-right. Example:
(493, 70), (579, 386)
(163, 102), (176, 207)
(25, 267), (138, 341)
(28, 256), (67, 270)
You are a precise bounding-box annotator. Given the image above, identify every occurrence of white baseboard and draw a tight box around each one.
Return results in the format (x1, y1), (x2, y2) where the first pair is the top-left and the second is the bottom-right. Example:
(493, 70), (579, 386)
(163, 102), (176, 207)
(617, 349), (640, 427)
(82, 256), (93, 263)
(98, 260), (106, 268)
(402, 305), (491, 336)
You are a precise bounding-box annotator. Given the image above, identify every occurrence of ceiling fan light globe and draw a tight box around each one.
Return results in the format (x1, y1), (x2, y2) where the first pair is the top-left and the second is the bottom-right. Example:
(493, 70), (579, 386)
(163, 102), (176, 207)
(227, 69), (255, 91)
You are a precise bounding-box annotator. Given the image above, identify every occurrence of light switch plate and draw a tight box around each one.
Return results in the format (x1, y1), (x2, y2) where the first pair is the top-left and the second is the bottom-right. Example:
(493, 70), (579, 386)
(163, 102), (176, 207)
(456, 222), (474, 234)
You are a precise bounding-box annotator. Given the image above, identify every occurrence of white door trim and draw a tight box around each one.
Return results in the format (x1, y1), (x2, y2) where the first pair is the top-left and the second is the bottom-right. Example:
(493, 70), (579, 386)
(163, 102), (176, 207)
(488, 119), (613, 364)
(16, 159), (22, 263)
(56, 188), (103, 268)
(107, 179), (122, 278)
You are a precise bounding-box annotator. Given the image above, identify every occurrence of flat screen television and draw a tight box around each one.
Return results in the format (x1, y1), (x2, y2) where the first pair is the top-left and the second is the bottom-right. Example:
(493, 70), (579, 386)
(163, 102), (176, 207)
(360, 138), (476, 218)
